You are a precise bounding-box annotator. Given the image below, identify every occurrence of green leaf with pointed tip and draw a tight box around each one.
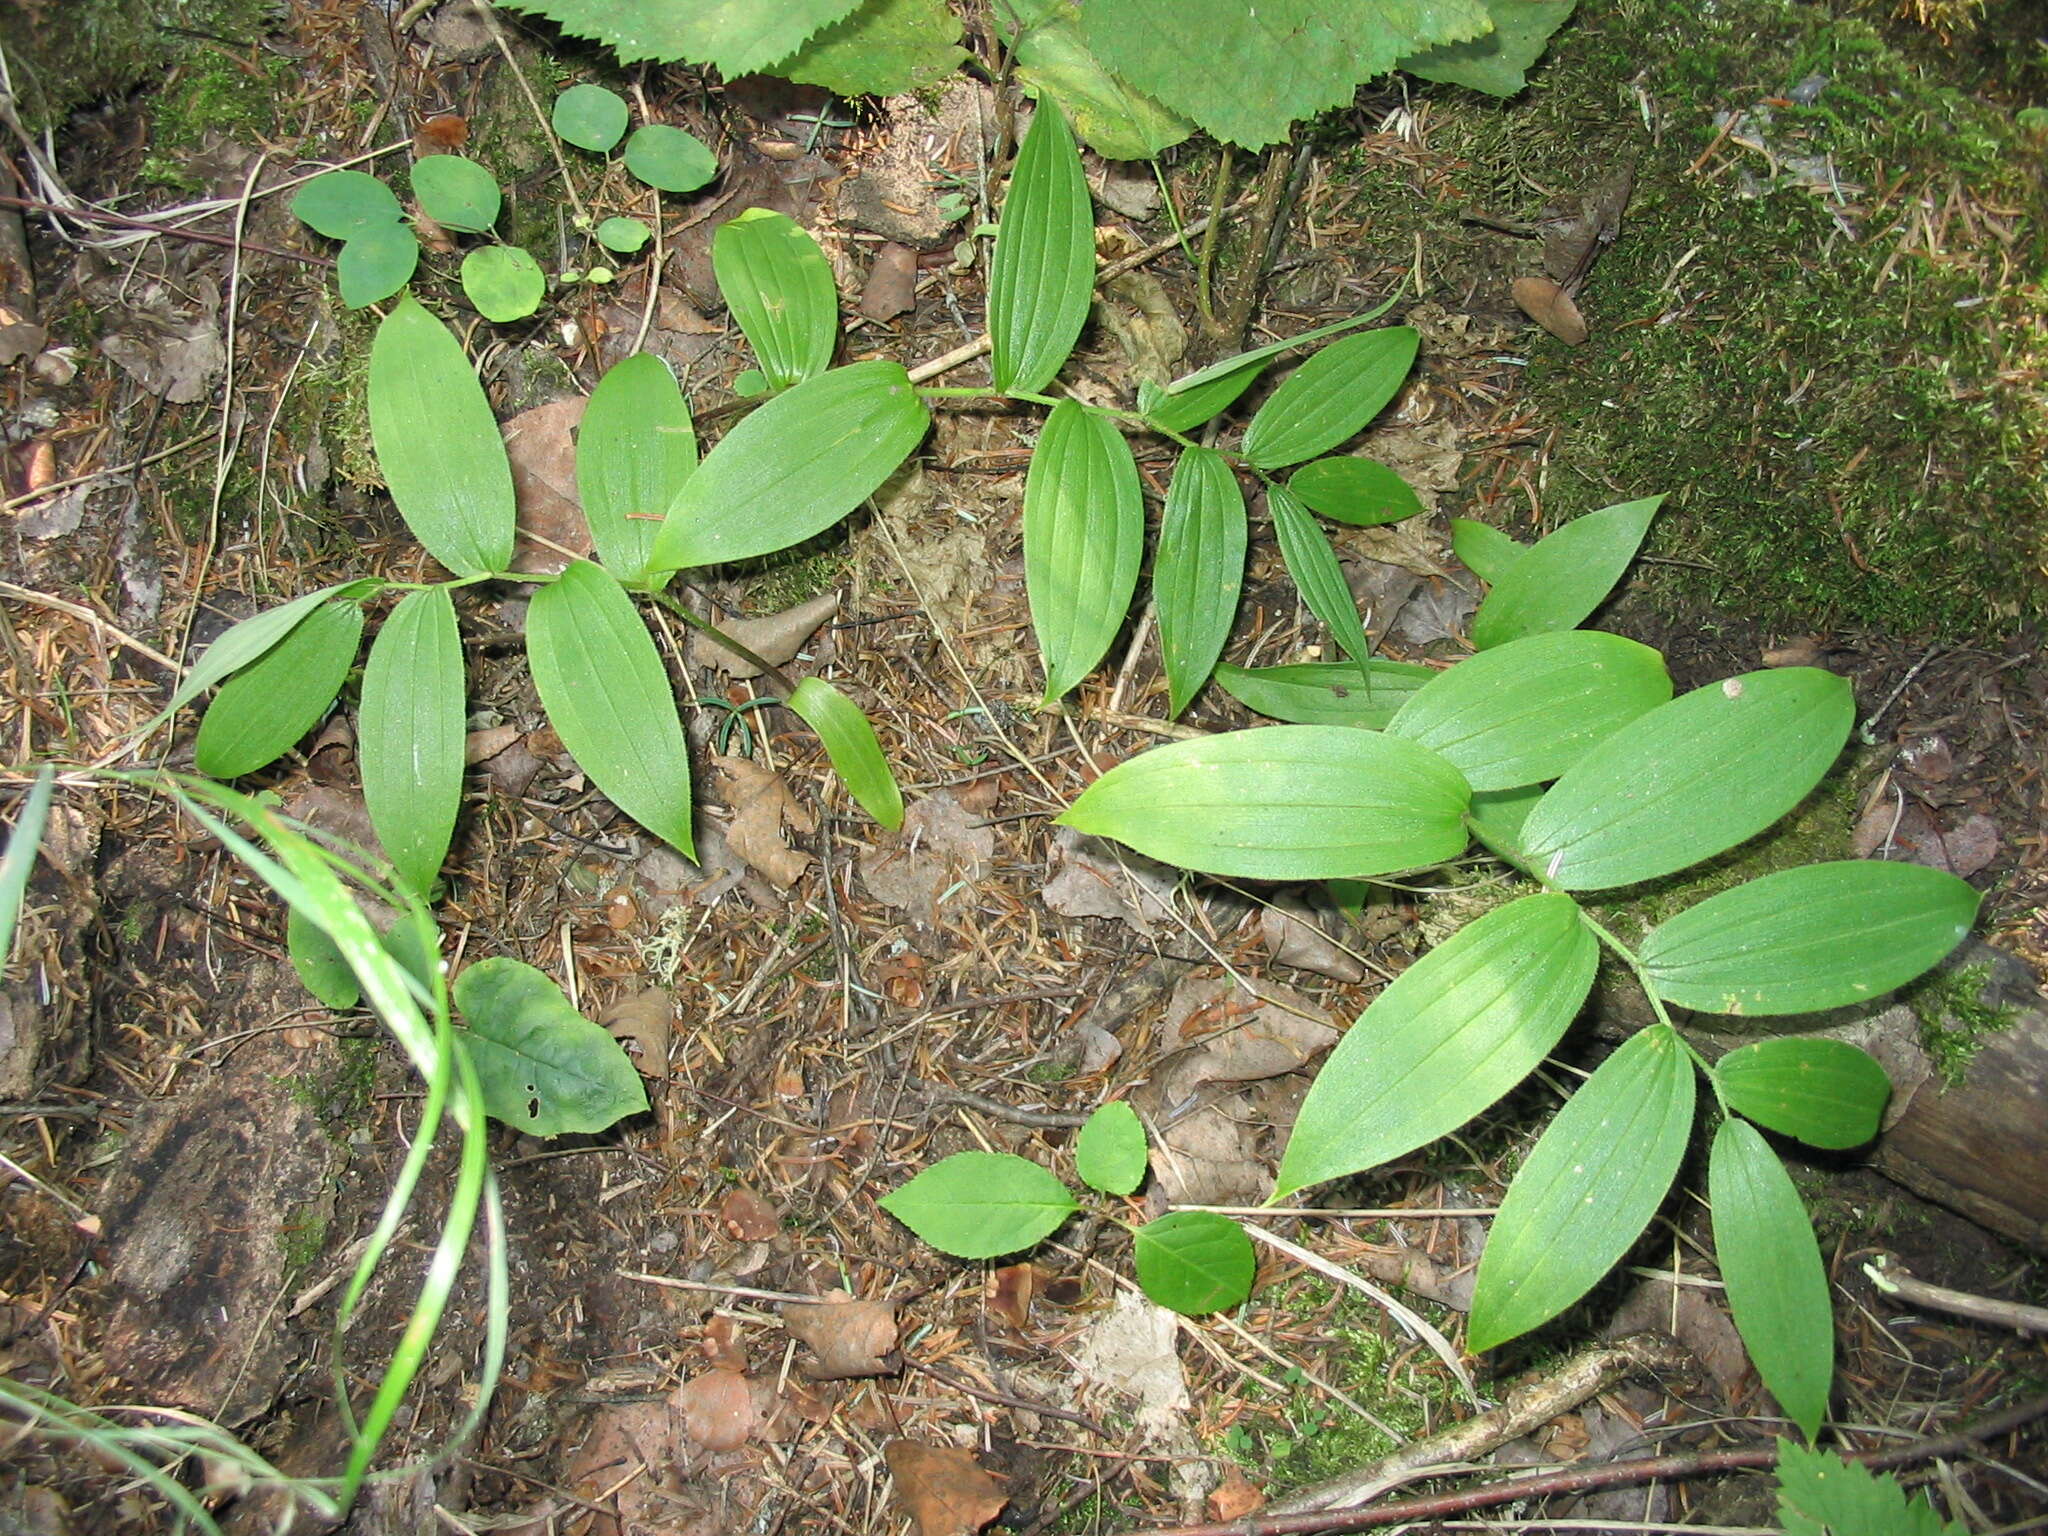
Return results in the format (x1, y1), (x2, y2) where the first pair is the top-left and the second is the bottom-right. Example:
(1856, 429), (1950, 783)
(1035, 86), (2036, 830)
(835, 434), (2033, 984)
(880, 1150), (1079, 1258)
(785, 676), (903, 829)
(502, 0), (862, 70)
(712, 208), (838, 387)
(776, 0), (967, 96)
(1075, 1101), (1148, 1195)
(359, 587), (464, 898)
(288, 904), (360, 1009)
(1401, 0), (1579, 96)
(988, 103), (1094, 395)
(195, 599), (364, 779)
(1138, 359), (1263, 433)
(552, 83), (630, 152)
(1470, 495), (1662, 648)
(1519, 668), (1855, 891)
(461, 244), (546, 322)
(410, 154), (500, 233)
(595, 216), (651, 253)
(1386, 630), (1672, 791)
(579, 353), (696, 583)
(1451, 516), (1526, 585)
(624, 124), (718, 192)
(1059, 725), (1470, 882)
(651, 360), (927, 573)
(1268, 482), (1374, 670)
(1277, 893), (1598, 1198)
(143, 582), (382, 735)
(1007, 0), (1193, 159)
(1025, 399), (1144, 701)
(1133, 1211), (1255, 1315)
(1710, 1117), (1832, 1441)
(1468, 1023), (1694, 1351)
(370, 294), (517, 576)
(1715, 1039), (1891, 1150)
(1242, 327), (1419, 470)
(1466, 783), (1542, 865)
(292, 170), (404, 238)
(0, 767), (53, 967)
(337, 222), (419, 308)
(454, 956), (648, 1136)
(1213, 659), (1431, 728)
(525, 561), (694, 857)
(1156, 446), (1246, 717)
(1640, 861), (1978, 1018)
(1162, 303), (1397, 395)
(1287, 456), (1423, 526)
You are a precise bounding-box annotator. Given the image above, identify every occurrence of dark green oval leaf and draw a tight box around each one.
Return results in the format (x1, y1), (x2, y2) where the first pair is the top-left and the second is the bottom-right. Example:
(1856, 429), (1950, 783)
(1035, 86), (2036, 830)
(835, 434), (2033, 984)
(552, 83), (630, 152)
(1025, 399), (1144, 701)
(1075, 1100), (1148, 1196)
(786, 676), (904, 830)
(712, 208), (838, 387)
(1715, 1039), (1891, 1150)
(1470, 495), (1662, 649)
(1155, 445), (1246, 717)
(879, 1150), (1079, 1259)
(1241, 326), (1418, 470)
(292, 170), (404, 238)
(595, 215), (651, 253)
(623, 124), (718, 193)
(1450, 516), (1526, 585)
(579, 352), (696, 583)
(288, 904), (360, 1010)
(1133, 1212), (1255, 1315)
(988, 102), (1094, 395)
(1287, 456), (1422, 526)
(1213, 659), (1431, 728)
(195, 599), (363, 779)
(337, 222), (419, 308)
(1268, 482), (1373, 670)
(1138, 359), (1262, 434)
(410, 154), (501, 233)
(454, 956), (648, 1136)
(359, 586), (464, 898)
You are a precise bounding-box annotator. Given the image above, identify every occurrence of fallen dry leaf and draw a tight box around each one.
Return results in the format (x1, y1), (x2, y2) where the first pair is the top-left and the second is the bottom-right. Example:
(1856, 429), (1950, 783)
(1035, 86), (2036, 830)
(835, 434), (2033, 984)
(718, 1185), (783, 1242)
(883, 1440), (1006, 1536)
(674, 1367), (757, 1452)
(714, 755), (815, 889)
(782, 1295), (899, 1379)
(685, 591), (839, 678)
(503, 397), (591, 575)
(1513, 275), (1589, 345)
(986, 1264), (1037, 1331)
(1159, 975), (1340, 1087)
(858, 790), (992, 925)
(1042, 827), (1179, 936)
(600, 989), (672, 1076)
(1210, 1465), (1264, 1521)
(1259, 898), (1366, 982)
(1072, 1290), (1190, 1436)
(861, 241), (919, 320)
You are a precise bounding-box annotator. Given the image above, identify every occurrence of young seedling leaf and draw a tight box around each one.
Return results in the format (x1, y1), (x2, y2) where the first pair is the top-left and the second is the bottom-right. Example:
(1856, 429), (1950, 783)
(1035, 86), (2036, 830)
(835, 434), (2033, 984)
(525, 561), (695, 858)
(1138, 359), (1263, 433)
(1074, 1101), (1148, 1195)
(410, 154), (501, 232)
(1386, 630), (1672, 791)
(579, 352), (696, 583)
(712, 208), (838, 388)
(1287, 456), (1423, 526)
(1154, 445), (1246, 717)
(504, 0), (862, 72)
(288, 904), (360, 1010)
(1469, 495), (1662, 649)
(552, 83), (630, 152)
(623, 124), (719, 193)
(454, 956), (648, 1136)
(1025, 399), (1144, 701)
(1450, 516), (1526, 586)
(337, 222), (420, 308)
(1710, 1117), (1833, 1441)
(1213, 659), (1431, 728)
(651, 360), (928, 573)
(1276, 893), (1598, 1198)
(1268, 482), (1374, 669)
(1519, 668), (1854, 891)
(460, 245), (546, 322)
(195, 599), (364, 779)
(1640, 861), (1978, 1017)
(1241, 326), (1419, 470)
(988, 102), (1094, 395)
(1132, 1212), (1255, 1315)
(370, 294), (517, 576)
(775, 0), (968, 97)
(1714, 1039), (1891, 1150)
(0, 766), (53, 966)
(1060, 725), (1470, 882)
(1160, 302), (1396, 394)
(785, 676), (904, 830)
(879, 1150), (1079, 1258)
(1467, 1024), (1695, 1351)
(143, 582), (378, 734)
(1465, 783), (1543, 866)
(595, 216), (651, 253)
(292, 169), (404, 237)
(359, 586), (464, 898)
(1774, 1438), (1970, 1536)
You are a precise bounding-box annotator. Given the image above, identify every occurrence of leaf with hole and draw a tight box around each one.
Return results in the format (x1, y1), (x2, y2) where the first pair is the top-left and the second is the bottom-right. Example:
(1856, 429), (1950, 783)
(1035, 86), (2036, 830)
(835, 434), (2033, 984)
(410, 154), (501, 233)
(337, 222), (420, 308)
(1287, 457), (1422, 526)
(1469, 495), (1661, 649)
(1212, 659), (1431, 728)
(195, 599), (364, 779)
(454, 956), (648, 1136)
(1241, 326), (1419, 470)
(292, 170), (404, 238)
(578, 352), (696, 584)
(1268, 482), (1374, 670)
(785, 677), (904, 829)
(713, 208), (838, 387)
(1715, 1039), (1891, 1150)
(552, 83), (630, 152)
(1074, 1100), (1147, 1195)
(988, 102), (1094, 395)
(359, 587), (464, 898)
(1025, 399), (1144, 701)
(1154, 445), (1246, 717)
(880, 1150), (1078, 1258)
(461, 245), (546, 322)
(1132, 1212), (1254, 1315)
(624, 124), (719, 192)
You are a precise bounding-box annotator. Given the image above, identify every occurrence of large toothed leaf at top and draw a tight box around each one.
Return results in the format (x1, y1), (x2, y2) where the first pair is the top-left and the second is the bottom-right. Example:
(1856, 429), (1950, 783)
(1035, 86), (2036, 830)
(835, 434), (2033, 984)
(369, 295), (517, 576)
(712, 208), (838, 388)
(1024, 400), (1144, 701)
(776, 0), (968, 96)
(785, 676), (904, 830)
(525, 561), (693, 858)
(1519, 668), (1854, 891)
(1469, 495), (1661, 649)
(1276, 893), (1598, 1198)
(1242, 327), (1420, 470)
(1714, 1038), (1891, 1151)
(502, 0), (862, 71)
(195, 599), (364, 779)
(1400, 0), (1579, 96)
(1004, 0), (1194, 159)
(650, 360), (928, 573)
(1214, 659), (1431, 728)
(1155, 445), (1246, 717)
(578, 353), (697, 584)
(359, 586), (465, 897)
(1268, 482), (1375, 670)
(1059, 725), (1470, 882)
(988, 102), (1095, 395)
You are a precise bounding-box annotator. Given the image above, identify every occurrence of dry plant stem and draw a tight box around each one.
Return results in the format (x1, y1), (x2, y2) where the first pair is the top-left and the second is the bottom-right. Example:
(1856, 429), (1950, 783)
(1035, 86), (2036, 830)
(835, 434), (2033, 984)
(902, 1355), (1110, 1438)
(1865, 1258), (2048, 1334)
(0, 580), (179, 671)
(1220, 150), (1300, 349)
(475, 3), (591, 226)
(914, 1080), (1087, 1129)
(1196, 145), (1234, 331)
(0, 192), (335, 267)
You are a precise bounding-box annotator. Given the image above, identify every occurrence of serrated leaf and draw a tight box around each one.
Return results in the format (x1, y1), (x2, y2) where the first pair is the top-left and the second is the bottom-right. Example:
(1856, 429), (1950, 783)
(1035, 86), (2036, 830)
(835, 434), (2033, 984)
(1007, 0), (1193, 159)
(292, 170), (404, 238)
(359, 587), (464, 898)
(879, 1150), (1079, 1258)
(1138, 359), (1263, 434)
(1059, 725), (1470, 882)
(552, 84), (630, 152)
(777, 0), (968, 95)
(1287, 456), (1423, 526)
(1715, 1039), (1891, 1150)
(1468, 1024), (1694, 1351)
(288, 904), (360, 1009)
(0, 767), (53, 966)
(1155, 446), (1246, 717)
(337, 222), (419, 308)
(595, 216), (650, 253)
(460, 244), (546, 322)
(651, 360), (927, 573)
(410, 154), (500, 232)
(369, 294), (517, 576)
(1242, 327), (1419, 470)
(623, 124), (718, 193)
(785, 676), (904, 829)
(1132, 1212), (1255, 1314)
(1024, 400), (1144, 701)
(1640, 861), (1978, 1018)
(988, 102), (1094, 395)
(143, 582), (379, 735)
(1213, 659), (1431, 728)
(1075, 1101), (1148, 1195)
(1469, 495), (1662, 648)
(1774, 1438), (1970, 1536)
(712, 208), (838, 388)
(1401, 0), (1578, 96)
(1268, 482), (1374, 670)
(195, 599), (364, 779)
(1519, 668), (1854, 891)
(454, 956), (648, 1136)
(525, 561), (694, 857)
(578, 352), (696, 583)
(504, 0), (862, 71)
(1450, 515), (1526, 584)
(1386, 630), (1672, 791)
(1710, 1117), (1833, 1441)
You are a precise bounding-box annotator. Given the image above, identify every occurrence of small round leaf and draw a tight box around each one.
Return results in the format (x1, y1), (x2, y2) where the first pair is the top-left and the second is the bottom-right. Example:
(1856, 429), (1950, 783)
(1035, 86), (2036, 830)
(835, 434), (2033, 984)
(624, 124), (719, 193)
(337, 223), (419, 308)
(553, 83), (630, 153)
(596, 216), (651, 253)
(292, 170), (403, 238)
(1132, 1212), (1255, 1315)
(1074, 1101), (1147, 1195)
(411, 154), (502, 233)
(461, 245), (546, 322)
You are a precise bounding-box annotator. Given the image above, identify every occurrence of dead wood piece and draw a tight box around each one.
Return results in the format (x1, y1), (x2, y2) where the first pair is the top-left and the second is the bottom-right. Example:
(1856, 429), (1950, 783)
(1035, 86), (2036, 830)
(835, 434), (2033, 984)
(1864, 1256), (2048, 1334)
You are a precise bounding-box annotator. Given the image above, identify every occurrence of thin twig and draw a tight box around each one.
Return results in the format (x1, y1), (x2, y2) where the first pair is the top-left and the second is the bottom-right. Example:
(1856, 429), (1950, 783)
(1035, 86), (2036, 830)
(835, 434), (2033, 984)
(903, 1355), (1109, 1437)
(0, 192), (333, 267)
(0, 580), (180, 670)
(1864, 1257), (2048, 1334)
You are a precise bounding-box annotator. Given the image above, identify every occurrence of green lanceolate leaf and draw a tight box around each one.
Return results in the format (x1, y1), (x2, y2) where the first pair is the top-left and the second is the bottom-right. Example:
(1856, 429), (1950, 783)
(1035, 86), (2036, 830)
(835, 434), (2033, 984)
(292, 170), (404, 237)
(1469, 495), (1662, 649)
(1155, 445), (1246, 717)
(0, 767), (53, 965)
(1006, 0), (1193, 160)
(1519, 668), (1855, 891)
(1466, 783), (1543, 865)
(988, 102), (1094, 395)
(369, 294), (517, 576)
(1387, 630), (1673, 792)
(1640, 861), (1979, 1017)
(579, 353), (696, 583)
(525, 561), (694, 857)
(712, 208), (838, 388)
(1467, 1024), (1695, 1351)
(1060, 725), (1470, 882)
(1138, 359), (1263, 434)
(879, 1150), (1079, 1258)
(776, 0), (968, 96)
(410, 154), (501, 233)
(1450, 516), (1526, 585)
(623, 124), (719, 192)
(460, 245), (546, 322)
(359, 587), (465, 897)
(1401, 0), (1581, 96)
(651, 360), (928, 573)
(144, 582), (380, 734)
(1287, 456), (1422, 526)
(1710, 1117), (1833, 1440)
(1024, 399), (1144, 701)
(195, 599), (364, 779)
(552, 83), (630, 152)
(337, 222), (419, 308)
(1268, 482), (1374, 670)
(1276, 893), (1598, 1198)
(288, 904), (361, 1009)
(1161, 303), (1396, 395)
(1213, 659), (1431, 728)
(1241, 327), (1419, 470)
(1132, 1211), (1255, 1315)
(1715, 1039), (1891, 1150)
(785, 676), (904, 830)
(1074, 1100), (1147, 1195)
(454, 956), (648, 1136)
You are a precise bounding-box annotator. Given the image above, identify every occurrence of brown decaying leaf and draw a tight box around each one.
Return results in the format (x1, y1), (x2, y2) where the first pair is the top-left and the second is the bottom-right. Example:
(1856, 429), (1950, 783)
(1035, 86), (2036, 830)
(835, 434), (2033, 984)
(1512, 276), (1589, 345)
(685, 591), (839, 679)
(986, 1264), (1037, 1331)
(861, 241), (920, 321)
(883, 1440), (1007, 1536)
(502, 396), (591, 575)
(713, 755), (815, 889)
(599, 989), (673, 1076)
(674, 1367), (757, 1452)
(782, 1295), (900, 1379)
(857, 790), (992, 925)
(718, 1184), (783, 1242)
(1258, 898), (1366, 982)
(1209, 1465), (1264, 1521)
